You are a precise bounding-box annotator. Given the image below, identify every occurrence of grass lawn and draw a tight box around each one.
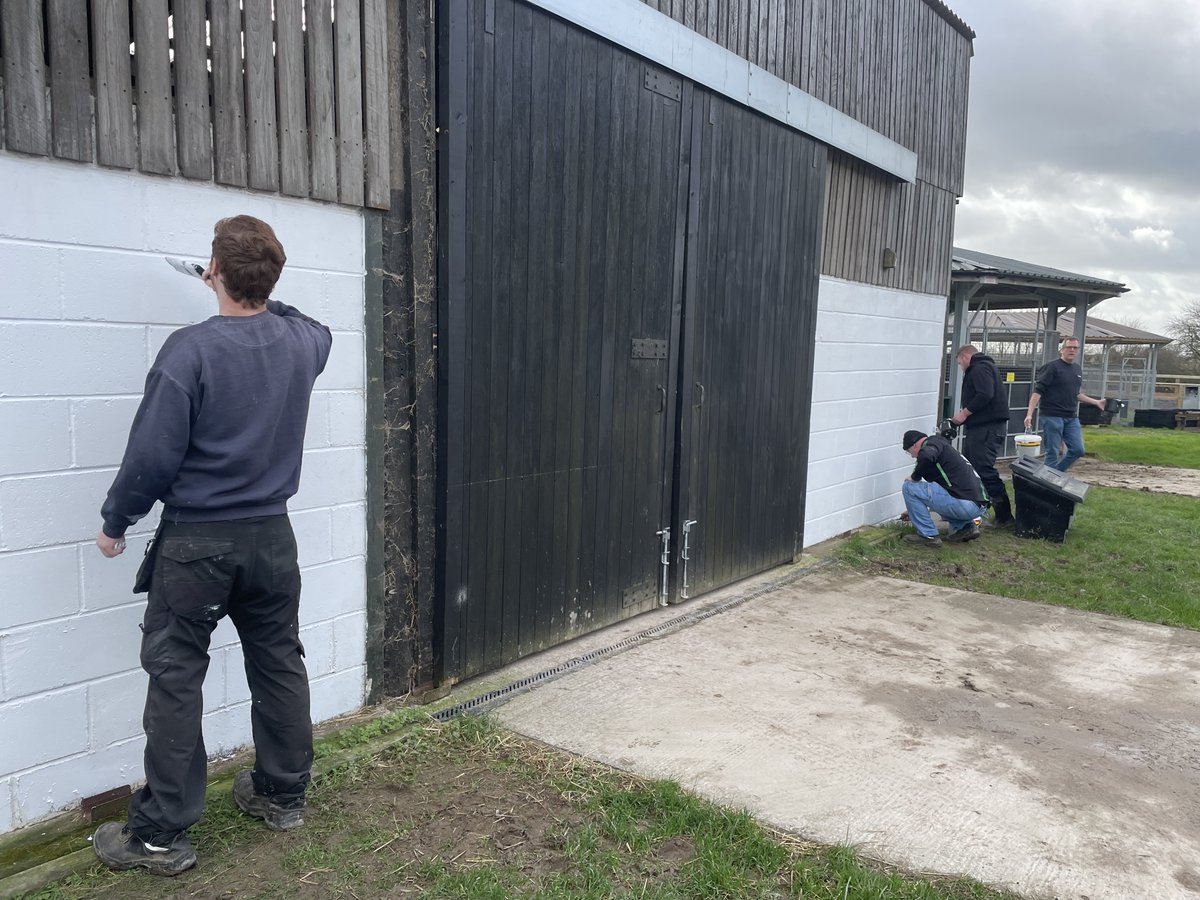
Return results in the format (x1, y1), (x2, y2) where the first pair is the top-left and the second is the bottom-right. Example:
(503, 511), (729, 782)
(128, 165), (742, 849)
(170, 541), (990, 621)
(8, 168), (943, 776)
(1083, 425), (1200, 468)
(22, 712), (1017, 900)
(838, 484), (1200, 630)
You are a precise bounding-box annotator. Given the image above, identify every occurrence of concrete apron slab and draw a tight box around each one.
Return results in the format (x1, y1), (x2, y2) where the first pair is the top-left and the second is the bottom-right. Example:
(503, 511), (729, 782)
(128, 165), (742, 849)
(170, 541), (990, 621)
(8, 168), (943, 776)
(491, 568), (1200, 900)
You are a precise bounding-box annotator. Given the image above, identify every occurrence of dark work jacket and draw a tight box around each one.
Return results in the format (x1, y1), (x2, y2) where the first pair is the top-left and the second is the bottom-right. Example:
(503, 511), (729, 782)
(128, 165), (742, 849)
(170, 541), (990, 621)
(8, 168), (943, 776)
(1034, 358), (1084, 417)
(911, 434), (986, 503)
(960, 353), (1009, 427)
(101, 300), (332, 538)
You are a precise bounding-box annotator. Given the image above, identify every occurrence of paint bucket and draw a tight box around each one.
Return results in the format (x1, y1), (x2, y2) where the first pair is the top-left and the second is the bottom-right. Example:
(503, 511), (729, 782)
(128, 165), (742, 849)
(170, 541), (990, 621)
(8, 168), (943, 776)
(1014, 434), (1042, 460)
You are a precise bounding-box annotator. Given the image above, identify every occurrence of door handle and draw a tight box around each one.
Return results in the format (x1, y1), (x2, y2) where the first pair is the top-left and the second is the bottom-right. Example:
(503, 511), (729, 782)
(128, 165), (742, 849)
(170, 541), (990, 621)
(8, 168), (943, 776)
(695, 382), (705, 408)
(657, 385), (667, 413)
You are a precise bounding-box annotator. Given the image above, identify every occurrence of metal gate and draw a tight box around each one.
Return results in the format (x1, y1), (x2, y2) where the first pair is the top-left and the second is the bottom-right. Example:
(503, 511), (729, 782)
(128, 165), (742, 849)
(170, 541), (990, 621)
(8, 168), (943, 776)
(439, 0), (825, 680)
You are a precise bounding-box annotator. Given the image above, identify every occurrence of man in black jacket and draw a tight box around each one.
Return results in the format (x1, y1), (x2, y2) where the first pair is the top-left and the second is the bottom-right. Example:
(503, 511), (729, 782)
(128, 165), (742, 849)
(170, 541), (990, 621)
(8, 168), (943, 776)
(91, 217), (332, 875)
(901, 430), (989, 546)
(950, 345), (1014, 526)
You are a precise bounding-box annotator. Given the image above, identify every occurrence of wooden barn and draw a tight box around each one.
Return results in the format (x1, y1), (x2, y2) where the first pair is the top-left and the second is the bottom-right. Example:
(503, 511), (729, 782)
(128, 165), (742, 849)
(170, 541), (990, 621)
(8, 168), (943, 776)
(0, 0), (973, 834)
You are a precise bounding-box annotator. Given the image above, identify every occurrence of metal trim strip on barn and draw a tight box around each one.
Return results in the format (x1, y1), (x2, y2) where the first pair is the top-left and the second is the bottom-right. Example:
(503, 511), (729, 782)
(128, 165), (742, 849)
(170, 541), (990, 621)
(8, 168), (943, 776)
(520, 0), (919, 182)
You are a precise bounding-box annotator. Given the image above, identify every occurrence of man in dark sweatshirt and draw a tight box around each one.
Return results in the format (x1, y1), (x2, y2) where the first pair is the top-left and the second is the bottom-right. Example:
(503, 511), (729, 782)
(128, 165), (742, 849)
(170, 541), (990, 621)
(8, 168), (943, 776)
(92, 216), (332, 875)
(1023, 337), (1107, 471)
(949, 345), (1014, 526)
(901, 429), (989, 546)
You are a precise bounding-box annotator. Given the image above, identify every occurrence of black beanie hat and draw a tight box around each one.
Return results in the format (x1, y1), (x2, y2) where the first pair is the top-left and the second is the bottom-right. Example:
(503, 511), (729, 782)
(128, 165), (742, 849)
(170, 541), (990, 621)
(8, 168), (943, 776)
(902, 430), (925, 451)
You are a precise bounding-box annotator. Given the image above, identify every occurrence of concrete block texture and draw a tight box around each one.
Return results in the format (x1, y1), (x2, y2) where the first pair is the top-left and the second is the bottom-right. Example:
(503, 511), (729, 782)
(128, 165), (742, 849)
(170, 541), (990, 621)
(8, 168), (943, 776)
(70, 397), (142, 469)
(0, 779), (12, 835)
(328, 392), (367, 448)
(14, 737), (145, 828)
(0, 546), (81, 627)
(309, 666), (367, 725)
(0, 400), (72, 475)
(88, 670), (150, 749)
(0, 155), (369, 835)
(0, 241), (63, 319)
(0, 688), (89, 773)
(298, 558), (369, 628)
(316, 331), (366, 391)
(0, 322), (149, 398)
(804, 278), (947, 548)
(2, 606), (143, 698)
(0, 469), (123, 551)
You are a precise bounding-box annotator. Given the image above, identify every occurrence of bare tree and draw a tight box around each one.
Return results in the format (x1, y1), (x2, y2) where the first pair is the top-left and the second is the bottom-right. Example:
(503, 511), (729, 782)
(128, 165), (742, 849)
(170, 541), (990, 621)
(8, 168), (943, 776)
(1168, 300), (1200, 360)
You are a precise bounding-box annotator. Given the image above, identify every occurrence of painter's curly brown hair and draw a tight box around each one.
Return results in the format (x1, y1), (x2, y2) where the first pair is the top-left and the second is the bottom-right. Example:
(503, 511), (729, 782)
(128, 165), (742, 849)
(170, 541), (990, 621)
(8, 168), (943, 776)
(211, 215), (286, 308)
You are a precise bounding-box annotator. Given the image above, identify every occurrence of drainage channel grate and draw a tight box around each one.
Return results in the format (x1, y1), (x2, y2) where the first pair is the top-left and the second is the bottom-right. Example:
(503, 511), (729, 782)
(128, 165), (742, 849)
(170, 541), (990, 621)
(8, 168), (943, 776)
(432, 556), (834, 722)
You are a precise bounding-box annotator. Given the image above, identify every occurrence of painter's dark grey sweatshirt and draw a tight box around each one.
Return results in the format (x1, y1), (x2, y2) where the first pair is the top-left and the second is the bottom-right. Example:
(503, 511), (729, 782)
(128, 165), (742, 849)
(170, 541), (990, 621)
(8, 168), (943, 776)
(101, 300), (332, 538)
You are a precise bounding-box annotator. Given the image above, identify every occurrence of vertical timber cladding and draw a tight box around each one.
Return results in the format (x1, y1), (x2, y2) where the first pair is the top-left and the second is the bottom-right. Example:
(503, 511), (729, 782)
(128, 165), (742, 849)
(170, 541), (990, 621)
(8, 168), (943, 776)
(441, 0), (690, 679)
(675, 92), (826, 600)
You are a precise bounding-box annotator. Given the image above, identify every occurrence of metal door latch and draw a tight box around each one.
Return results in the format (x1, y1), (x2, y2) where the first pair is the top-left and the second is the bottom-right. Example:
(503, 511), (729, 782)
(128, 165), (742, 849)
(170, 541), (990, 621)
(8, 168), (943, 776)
(680, 519), (698, 599)
(655, 527), (671, 607)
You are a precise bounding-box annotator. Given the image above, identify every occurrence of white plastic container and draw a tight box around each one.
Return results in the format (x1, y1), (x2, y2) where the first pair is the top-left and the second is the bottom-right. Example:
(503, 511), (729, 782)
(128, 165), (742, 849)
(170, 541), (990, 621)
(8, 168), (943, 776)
(1014, 434), (1042, 460)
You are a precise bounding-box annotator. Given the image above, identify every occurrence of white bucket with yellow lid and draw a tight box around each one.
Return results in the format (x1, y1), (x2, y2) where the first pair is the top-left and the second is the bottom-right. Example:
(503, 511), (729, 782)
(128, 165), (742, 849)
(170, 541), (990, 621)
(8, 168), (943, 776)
(1014, 434), (1042, 460)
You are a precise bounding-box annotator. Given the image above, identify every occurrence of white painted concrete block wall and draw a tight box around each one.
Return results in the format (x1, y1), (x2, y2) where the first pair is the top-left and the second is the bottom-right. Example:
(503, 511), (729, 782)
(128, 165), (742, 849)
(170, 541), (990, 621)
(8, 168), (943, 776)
(0, 155), (368, 834)
(804, 277), (947, 546)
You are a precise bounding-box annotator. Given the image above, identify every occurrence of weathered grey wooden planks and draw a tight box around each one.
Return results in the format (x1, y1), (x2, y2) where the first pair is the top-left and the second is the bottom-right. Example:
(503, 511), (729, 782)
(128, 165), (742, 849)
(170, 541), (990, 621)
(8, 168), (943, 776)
(307, 0), (339, 203)
(4, 0), (51, 157)
(244, 0), (280, 191)
(47, 0), (93, 161)
(336, 0), (365, 206)
(173, 0), (213, 180)
(1, 0), (391, 209)
(92, 0), (136, 168)
(363, 0), (391, 208)
(210, 0), (247, 186)
(276, 0), (310, 198)
(132, 0), (174, 174)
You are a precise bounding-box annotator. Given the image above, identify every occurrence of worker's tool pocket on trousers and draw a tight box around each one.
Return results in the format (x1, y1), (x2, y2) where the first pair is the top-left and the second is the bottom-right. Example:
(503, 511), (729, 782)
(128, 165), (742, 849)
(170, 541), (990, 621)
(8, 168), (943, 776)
(269, 538), (301, 596)
(158, 537), (238, 623)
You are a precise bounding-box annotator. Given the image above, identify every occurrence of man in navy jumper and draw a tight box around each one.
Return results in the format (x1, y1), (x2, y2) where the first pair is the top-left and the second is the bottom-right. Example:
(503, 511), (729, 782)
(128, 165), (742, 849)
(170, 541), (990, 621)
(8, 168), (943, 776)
(92, 216), (332, 875)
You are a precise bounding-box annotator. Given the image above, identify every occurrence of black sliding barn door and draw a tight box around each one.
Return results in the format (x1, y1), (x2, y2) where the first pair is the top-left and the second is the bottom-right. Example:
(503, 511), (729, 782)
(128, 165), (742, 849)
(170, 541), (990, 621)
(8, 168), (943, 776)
(439, 1), (827, 683)
(671, 92), (826, 600)
(439, 0), (690, 679)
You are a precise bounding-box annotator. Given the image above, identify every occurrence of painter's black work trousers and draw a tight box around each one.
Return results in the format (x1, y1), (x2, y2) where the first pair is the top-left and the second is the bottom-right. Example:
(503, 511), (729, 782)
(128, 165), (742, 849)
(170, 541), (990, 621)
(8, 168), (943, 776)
(128, 516), (312, 845)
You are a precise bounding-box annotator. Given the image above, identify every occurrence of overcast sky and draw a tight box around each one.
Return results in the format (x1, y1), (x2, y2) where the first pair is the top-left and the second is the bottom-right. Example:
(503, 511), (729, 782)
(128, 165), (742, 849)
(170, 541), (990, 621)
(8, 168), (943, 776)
(945, 0), (1199, 335)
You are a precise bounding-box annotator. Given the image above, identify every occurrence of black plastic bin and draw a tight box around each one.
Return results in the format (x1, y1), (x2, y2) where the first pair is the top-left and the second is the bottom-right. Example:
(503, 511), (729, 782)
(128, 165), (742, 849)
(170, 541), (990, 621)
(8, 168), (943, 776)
(1010, 457), (1089, 543)
(1133, 408), (1176, 428)
(1079, 398), (1124, 426)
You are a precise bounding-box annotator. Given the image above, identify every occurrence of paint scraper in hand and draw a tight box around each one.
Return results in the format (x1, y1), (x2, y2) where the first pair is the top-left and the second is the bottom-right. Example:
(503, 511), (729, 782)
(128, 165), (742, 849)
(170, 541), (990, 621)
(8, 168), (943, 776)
(164, 257), (207, 279)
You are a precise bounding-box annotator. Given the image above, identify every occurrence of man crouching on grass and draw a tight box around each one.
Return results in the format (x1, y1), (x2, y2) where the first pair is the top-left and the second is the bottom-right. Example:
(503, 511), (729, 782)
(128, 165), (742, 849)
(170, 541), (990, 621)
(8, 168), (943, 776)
(91, 216), (331, 875)
(901, 429), (990, 547)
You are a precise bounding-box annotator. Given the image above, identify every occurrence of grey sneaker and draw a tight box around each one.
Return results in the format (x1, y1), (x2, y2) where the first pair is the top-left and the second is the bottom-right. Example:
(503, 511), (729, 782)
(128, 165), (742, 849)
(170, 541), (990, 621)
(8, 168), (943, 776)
(903, 533), (942, 547)
(945, 523), (981, 543)
(233, 770), (306, 831)
(92, 822), (197, 876)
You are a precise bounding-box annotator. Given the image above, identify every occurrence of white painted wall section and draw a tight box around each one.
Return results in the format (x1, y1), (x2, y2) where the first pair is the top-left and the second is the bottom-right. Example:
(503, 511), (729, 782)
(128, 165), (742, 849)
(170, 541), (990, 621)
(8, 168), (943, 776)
(0, 154), (368, 834)
(804, 277), (948, 546)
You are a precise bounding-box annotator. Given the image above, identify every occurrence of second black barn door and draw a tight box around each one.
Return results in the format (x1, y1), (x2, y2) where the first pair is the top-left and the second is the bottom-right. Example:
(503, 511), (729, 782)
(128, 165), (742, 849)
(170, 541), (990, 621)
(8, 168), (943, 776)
(440, 0), (690, 679)
(672, 91), (826, 599)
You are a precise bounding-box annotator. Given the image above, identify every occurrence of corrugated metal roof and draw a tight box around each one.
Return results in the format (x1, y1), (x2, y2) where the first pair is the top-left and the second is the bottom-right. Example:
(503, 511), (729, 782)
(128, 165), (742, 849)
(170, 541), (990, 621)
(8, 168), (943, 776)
(952, 247), (1128, 293)
(926, 1), (976, 41)
(965, 311), (1171, 347)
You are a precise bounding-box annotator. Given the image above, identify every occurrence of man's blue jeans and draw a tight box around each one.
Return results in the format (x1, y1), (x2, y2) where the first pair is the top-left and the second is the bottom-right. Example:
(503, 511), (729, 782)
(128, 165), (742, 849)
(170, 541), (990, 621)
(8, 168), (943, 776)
(902, 480), (984, 538)
(1041, 415), (1084, 471)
